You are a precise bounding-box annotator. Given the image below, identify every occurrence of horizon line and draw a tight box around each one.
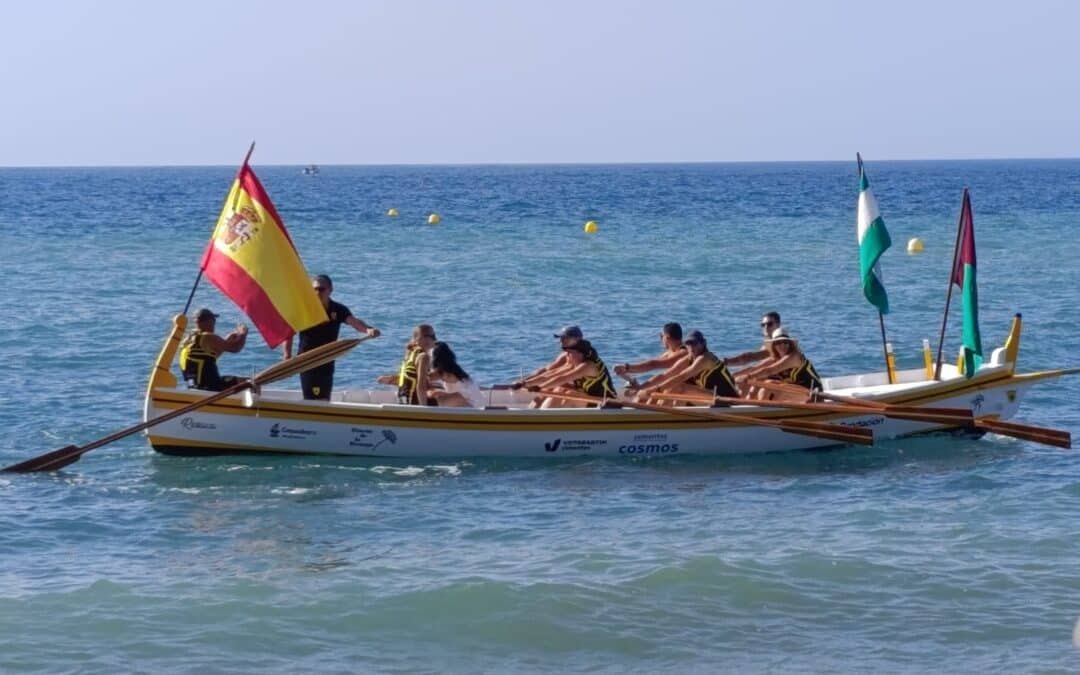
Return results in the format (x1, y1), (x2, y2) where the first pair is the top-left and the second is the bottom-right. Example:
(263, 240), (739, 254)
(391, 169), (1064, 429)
(2, 156), (1080, 170)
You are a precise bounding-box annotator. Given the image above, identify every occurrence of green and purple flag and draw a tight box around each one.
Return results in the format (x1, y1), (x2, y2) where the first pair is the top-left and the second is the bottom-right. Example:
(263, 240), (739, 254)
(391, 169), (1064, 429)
(952, 189), (982, 377)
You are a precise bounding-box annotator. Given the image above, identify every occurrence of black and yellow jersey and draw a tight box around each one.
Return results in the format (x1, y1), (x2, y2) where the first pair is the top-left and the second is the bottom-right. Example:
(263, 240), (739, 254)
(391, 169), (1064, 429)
(780, 358), (822, 391)
(688, 352), (738, 397)
(179, 330), (224, 391)
(573, 346), (617, 400)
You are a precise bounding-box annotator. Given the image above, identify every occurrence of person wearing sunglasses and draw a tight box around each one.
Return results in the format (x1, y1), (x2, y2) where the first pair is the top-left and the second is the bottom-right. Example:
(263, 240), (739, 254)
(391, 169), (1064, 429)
(179, 308), (248, 391)
(735, 326), (822, 400)
(725, 311), (782, 373)
(282, 274), (381, 400)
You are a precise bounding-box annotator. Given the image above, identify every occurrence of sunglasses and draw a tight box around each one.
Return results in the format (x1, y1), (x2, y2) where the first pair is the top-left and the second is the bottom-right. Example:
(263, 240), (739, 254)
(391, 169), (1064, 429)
(761, 321), (776, 327)
(313, 286), (329, 292)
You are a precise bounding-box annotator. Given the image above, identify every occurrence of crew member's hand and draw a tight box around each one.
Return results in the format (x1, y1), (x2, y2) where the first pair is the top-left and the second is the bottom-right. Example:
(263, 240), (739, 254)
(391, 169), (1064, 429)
(376, 374), (396, 385)
(236, 323), (249, 335)
(367, 327), (381, 338)
(613, 363), (627, 376)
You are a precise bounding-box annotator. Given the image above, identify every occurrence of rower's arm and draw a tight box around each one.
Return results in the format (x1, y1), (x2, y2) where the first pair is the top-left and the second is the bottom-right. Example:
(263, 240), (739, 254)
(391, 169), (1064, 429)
(535, 363), (591, 390)
(282, 335), (293, 360)
(738, 354), (793, 381)
(621, 351), (682, 374)
(725, 348), (768, 367)
(521, 353), (569, 383)
(643, 357), (700, 392)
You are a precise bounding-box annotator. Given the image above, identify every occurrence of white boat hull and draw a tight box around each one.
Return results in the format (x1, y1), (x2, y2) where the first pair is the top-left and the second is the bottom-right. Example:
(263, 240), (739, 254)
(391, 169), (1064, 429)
(143, 364), (1033, 459)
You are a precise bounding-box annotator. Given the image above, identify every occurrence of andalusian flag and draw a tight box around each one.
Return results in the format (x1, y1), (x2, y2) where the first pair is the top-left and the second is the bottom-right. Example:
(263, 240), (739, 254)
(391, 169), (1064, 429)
(201, 161), (327, 348)
(856, 154), (892, 314)
(952, 189), (982, 377)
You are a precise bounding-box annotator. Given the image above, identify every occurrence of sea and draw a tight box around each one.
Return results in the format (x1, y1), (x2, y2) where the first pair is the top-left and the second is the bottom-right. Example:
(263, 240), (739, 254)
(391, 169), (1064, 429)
(1, 161), (1079, 673)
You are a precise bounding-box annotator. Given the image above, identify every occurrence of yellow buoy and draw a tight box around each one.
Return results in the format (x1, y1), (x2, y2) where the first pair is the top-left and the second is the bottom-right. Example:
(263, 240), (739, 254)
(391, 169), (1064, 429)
(907, 237), (924, 254)
(387, 208), (399, 217)
(427, 213), (440, 225)
(583, 220), (598, 234)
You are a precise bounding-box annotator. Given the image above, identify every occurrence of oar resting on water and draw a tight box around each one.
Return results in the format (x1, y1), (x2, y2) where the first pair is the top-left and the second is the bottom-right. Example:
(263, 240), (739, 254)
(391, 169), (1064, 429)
(2, 337), (373, 474)
(533, 388), (874, 447)
(750, 379), (1071, 449)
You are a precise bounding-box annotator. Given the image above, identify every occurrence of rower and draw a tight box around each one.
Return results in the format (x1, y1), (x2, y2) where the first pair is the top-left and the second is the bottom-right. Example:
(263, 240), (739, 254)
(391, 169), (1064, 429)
(735, 326), (822, 400)
(529, 339), (617, 408)
(513, 325), (584, 390)
(725, 311), (782, 369)
(636, 330), (738, 404)
(613, 322), (686, 390)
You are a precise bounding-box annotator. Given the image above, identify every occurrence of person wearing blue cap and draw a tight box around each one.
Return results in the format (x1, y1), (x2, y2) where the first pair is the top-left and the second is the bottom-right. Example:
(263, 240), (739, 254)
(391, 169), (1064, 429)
(511, 325), (584, 391)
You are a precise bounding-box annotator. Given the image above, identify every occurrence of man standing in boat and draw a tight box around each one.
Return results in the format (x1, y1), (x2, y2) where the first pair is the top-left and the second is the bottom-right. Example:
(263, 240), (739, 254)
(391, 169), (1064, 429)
(282, 274), (380, 400)
(179, 308), (249, 391)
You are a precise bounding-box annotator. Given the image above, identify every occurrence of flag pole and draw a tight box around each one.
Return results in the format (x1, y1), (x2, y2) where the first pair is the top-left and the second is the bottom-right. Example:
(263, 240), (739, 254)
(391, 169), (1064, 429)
(857, 153), (894, 384)
(180, 141), (256, 316)
(933, 187), (967, 380)
(878, 311), (893, 384)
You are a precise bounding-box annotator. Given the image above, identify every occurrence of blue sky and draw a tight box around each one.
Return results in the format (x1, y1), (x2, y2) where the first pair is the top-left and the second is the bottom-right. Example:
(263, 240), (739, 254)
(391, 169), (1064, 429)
(1, 0), (1077, 165)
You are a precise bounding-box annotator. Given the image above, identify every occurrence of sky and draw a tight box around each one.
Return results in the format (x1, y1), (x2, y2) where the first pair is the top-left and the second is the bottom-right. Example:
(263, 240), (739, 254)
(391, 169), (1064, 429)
(1, 0), (1078, 166)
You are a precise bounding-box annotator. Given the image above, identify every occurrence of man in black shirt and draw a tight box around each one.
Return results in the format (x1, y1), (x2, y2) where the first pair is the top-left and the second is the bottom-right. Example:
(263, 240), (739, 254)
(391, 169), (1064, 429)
(282, 274), (380, 400)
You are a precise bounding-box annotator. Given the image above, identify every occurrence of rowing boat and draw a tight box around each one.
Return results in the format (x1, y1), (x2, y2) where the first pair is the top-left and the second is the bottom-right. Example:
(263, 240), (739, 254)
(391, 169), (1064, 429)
(142, 313), (1071, 459)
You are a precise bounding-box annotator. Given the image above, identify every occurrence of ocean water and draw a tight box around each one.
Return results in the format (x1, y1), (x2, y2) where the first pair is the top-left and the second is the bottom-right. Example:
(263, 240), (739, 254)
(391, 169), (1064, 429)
(1, 161), (1079, 672)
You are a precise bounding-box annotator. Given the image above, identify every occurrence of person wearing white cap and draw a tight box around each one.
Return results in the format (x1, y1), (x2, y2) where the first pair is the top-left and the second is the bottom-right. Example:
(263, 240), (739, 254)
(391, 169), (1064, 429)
(734, 326), (822, 400)
(178, 308), (248, 391)
(511, 325), (585, 391)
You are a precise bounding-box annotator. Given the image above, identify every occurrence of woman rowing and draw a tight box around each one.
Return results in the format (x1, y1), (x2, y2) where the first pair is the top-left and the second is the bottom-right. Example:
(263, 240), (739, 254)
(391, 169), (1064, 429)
(635, 330), (738, 404)
(529, 339), (617, 408)
(734, 326), (822, 400)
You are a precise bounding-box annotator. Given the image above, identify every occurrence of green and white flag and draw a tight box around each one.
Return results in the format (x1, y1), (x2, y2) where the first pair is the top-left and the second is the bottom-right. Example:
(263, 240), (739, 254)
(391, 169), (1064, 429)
(856, 154), (892, 314)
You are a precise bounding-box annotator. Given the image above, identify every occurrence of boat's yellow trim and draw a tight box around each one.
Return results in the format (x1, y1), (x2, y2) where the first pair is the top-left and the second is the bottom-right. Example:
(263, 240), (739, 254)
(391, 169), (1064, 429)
(147, 434), (339, 455)
(1003, 313), (1022, 372)
(1006, 367), (1080, 385)
(146, 368), (1019, 432)
(148, 314), (186, 390)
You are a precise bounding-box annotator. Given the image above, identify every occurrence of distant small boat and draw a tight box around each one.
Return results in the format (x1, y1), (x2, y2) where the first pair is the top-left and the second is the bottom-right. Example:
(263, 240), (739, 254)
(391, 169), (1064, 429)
(301, 165), (320, 176)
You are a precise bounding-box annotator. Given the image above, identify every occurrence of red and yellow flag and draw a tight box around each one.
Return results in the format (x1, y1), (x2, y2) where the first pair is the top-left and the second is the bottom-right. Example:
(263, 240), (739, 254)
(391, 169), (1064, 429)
(201, 163), (327, 348)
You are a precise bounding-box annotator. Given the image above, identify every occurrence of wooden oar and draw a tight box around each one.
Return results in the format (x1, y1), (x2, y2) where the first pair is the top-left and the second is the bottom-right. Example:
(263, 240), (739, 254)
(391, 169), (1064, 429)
(534, 389), (874, 447)
(2, 337), (371, 474)
(652, 390), (973, 426)
(750, 379), (972, 418)
(751, 379), (1071, 449)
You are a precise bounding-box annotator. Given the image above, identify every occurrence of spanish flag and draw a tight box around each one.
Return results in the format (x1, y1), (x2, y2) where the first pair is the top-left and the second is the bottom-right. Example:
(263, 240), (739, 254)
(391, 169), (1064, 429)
(201, 162), (327, 348)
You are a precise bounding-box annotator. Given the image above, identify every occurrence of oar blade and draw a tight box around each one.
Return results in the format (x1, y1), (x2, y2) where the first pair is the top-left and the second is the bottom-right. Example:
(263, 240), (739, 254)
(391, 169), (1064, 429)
(780, 421), (875, 447)
(1, 445), (82, 473)
(976, 420), (1071, 449)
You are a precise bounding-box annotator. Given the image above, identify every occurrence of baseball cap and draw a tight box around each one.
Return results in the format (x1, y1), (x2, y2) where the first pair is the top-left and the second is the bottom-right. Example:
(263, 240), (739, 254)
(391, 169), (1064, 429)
(554, 325), (584, 340)
(194, 308), (219, 321)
